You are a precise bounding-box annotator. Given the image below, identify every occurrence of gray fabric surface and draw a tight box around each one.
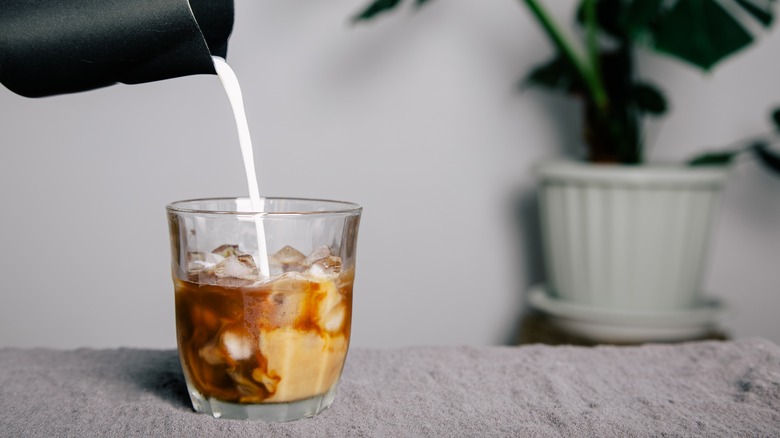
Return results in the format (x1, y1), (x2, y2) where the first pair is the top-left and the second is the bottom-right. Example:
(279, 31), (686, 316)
(1, 339), (779, 437)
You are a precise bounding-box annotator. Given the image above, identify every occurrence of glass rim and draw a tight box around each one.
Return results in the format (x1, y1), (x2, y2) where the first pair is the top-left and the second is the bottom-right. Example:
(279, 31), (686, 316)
(166, 197), (363, 216)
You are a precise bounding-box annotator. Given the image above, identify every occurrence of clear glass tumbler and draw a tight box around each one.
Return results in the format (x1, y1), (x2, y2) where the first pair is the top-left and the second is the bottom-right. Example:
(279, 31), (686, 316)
(166, 197), (362, 421)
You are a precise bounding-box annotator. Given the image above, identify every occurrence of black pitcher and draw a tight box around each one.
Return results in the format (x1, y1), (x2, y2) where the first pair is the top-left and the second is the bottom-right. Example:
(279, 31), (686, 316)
(0, 0), (234, 98)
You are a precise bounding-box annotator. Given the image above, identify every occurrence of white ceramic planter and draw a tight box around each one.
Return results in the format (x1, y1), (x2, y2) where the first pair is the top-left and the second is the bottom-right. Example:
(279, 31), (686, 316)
(537, 162), (729, 312)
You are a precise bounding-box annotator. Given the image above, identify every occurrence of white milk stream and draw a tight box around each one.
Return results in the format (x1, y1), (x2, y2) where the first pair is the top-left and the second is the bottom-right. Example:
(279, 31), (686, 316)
(212, 56), (271, 277)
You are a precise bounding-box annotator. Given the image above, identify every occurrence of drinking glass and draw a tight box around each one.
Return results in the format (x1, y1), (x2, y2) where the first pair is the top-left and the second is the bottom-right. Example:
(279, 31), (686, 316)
(166, 197), (361, 421)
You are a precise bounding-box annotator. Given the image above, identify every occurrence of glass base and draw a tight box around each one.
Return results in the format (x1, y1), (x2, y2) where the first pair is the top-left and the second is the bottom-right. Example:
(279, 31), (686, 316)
(186, 384), (339, 422)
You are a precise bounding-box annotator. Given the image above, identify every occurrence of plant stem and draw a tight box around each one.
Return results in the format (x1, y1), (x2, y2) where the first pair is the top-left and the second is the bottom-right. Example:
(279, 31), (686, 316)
(583, 0), (601, 90)
(521, 0), (607, 112)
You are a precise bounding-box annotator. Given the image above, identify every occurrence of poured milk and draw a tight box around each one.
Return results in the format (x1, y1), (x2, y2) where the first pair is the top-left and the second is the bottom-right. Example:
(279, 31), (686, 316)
(212, 56), (270, 276)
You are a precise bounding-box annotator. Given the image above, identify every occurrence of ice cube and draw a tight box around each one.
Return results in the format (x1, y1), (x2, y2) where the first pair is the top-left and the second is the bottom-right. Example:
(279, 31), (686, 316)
(188, 260), (211, 271)
(199, 326), (254, 367)
(215, 254), (259, 286)
(188, 270), (218, 284)
(212, 244), (241, 258)
(208, 253), (226, 263)
(308, 255), (342, 278)
(306, 245), (332, 265)
(270, 245), (307, 275)
(322, 304), (346, 332)
(199, 340), (225, 365)
(222, 328), (253, 361)
(187, 251), (206, 265)
(270, 271), (310, 290)
(186, 251), (225, 272)
(272, 246), (306, 265)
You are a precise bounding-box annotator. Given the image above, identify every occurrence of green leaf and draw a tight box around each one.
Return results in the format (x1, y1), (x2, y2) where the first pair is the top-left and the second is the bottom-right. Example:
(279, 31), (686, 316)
(653, 0), (754, 70)
(522, 55), (581, 91)
(631, 82), (667, 115)
(753, 143), (780, 175)
(689, 150), (739, 166)
(415, 0), (433, 6)
(772, 107), (780, 130)
(625, 0), (664, 35)
(352, 0), (403, 22)
(734, 0), (774, 27)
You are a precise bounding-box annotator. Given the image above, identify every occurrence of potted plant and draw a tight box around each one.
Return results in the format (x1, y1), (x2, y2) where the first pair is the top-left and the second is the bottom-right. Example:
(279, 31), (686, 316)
(353, 1), (780, 315)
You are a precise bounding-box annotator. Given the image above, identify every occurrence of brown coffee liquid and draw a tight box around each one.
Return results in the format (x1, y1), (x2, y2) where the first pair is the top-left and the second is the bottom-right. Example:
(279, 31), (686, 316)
(175, 270), (353, 404)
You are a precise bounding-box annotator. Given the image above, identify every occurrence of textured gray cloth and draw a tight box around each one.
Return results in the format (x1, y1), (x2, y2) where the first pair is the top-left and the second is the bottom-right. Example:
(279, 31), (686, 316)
(1, 339), (779, 437)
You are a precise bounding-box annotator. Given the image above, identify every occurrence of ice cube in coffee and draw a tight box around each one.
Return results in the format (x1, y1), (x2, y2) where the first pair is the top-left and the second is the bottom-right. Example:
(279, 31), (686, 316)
(175, 244), (353, 408)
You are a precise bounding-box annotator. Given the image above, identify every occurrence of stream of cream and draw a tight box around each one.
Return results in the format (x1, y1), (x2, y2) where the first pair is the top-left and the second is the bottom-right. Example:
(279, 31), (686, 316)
(212, 56), (270, 277)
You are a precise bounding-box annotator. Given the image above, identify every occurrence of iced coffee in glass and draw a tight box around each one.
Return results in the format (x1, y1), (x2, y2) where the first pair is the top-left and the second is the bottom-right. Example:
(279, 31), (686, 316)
(166, 198), (361, 421)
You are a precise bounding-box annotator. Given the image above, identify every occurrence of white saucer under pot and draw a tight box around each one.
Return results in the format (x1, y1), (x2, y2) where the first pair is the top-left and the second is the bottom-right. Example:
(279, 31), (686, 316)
(527, 284), (729, 343)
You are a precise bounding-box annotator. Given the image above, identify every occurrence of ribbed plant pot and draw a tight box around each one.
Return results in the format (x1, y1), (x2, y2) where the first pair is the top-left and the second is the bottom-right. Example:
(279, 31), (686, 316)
(537, 162), (729, 312)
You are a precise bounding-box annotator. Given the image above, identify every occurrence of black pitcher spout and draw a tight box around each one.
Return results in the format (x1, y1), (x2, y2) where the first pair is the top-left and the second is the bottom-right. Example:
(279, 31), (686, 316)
(0, 0), (234, 98)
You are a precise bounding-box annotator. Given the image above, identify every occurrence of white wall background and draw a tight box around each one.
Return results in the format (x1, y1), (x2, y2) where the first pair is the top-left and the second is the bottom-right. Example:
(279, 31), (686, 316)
(1, 0), (778, 349)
